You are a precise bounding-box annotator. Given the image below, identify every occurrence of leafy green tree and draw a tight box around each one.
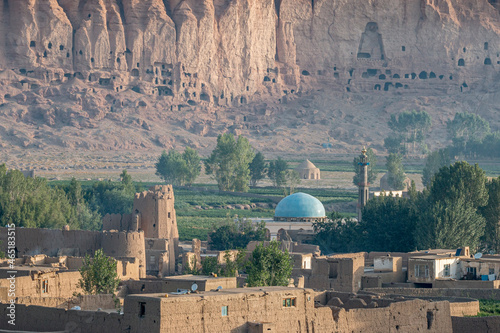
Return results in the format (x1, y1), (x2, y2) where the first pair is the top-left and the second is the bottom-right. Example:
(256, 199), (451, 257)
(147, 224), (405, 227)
(447, 112), (490, 157)
(415, 196), (486, 251)
(387, 110), (432, 156)
(313, 211), (361, 254)
(422, 149), (451, 187)
(86, 177), (137, 216)
(78, 249), (120, 294)
(208, 219), (267, 251)
(268, 157), (288, 187)
(284, 170), (301, 195)
(249, 152), (267, 187)
(182, 147), (201, 186)
(359, 195), (418, 252)
(427, 161), (488, 209)
(155, 150), (188, 186)
(480, 177), (500, 253)
(415, 161), (489, 251)
(205, 133), (255, 192)
(352, 147), (377, 186)
(246, 241), (292, 287)
(385, 153), (406, 190)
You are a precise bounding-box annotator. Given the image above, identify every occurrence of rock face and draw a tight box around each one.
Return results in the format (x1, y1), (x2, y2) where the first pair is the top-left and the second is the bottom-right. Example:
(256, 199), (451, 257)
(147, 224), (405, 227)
(1, 0), (500, 152)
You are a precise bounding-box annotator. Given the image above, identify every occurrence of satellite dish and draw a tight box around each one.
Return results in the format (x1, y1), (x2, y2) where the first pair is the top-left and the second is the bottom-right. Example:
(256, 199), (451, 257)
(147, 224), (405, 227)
(191, 283), (198, 292)
(474, 253), (483, 259)
(216, 286), (223, 291)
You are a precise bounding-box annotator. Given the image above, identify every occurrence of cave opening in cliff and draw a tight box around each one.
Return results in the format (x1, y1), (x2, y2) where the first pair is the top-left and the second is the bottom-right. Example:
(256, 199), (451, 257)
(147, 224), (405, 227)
(188, 100), (197, 106)
(48, 42), (52, 49)
(374, 84), (381, 90)
(439, 75), (444, 79)
(402, 46), (405, 51)
(60, 45), (64, 51)
(485, 42), (489, 50)
(411, 73), (416, 79)
(200, 93), (210, 101)
(405, 74), (409, 79)
(395, 83), (403, 88)
(458, 59), (465, 66)
(30, 41), (36, 48)
(379, 74), (386, 80)
(43, 51), (47, 58)
(419, 71), (428, 79)
(91, 58), (94, 63)
(334, 73), (339, 79)
(241, 97), (247, 104)
(66, 53), (70, 58)
(367, 69), (377, 77)
(384, 82), (393, 91)
(485, 58), (492, 65)
(429, 72), (436, 79)
(131, 69), (139, 77)
(393, 74), (400, 78)
(301, 70), (310, 76)
(463, 47), (466, 53)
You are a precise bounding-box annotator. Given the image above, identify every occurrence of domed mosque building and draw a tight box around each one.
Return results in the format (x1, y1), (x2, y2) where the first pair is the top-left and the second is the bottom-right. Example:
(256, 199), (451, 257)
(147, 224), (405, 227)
(263, 192), (327, 240)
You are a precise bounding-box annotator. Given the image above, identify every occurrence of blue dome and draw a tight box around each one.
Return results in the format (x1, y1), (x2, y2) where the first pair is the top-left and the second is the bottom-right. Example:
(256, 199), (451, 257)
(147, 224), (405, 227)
(274, 192), (326, 218)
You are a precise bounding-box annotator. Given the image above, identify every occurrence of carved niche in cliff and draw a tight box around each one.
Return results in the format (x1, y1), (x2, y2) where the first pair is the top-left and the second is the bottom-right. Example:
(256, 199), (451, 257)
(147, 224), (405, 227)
(357, 22), (386, 60)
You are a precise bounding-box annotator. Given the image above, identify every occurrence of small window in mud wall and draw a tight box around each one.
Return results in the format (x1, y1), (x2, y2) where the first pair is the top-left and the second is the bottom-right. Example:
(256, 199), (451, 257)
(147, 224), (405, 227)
(283, 298), (296, 307)
(139, 302), (146, 317)
(221, 305), (228, 316)
(42, 279), (49, 293)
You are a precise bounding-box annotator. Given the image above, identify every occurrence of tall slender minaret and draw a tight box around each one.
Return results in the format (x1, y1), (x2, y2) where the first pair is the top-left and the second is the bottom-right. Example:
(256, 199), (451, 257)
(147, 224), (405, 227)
(357, 147), (370, 221)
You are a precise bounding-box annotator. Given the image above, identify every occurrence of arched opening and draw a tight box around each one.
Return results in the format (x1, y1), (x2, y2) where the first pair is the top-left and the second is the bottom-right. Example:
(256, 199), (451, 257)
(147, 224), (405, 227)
(458, 59), (465, 66)
(264, 76), (271, 82)
(419, 71), (428, 79)
(379, 74), (386, 80)
(485, 58), (492, 65)
(374, 84), (381, 90)
(429, 72), (436, 79)
(393, 74), (400, 79)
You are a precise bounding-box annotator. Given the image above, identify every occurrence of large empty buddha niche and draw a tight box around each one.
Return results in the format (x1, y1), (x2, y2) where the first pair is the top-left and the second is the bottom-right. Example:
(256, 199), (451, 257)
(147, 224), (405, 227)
(357, 22), (386, 60)
(458, 59), (465, 66)
(485, 58), (492, 65)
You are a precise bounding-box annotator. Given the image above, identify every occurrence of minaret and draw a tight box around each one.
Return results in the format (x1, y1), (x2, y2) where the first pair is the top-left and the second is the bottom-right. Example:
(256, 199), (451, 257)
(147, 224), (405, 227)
(357, 147), (370, 221)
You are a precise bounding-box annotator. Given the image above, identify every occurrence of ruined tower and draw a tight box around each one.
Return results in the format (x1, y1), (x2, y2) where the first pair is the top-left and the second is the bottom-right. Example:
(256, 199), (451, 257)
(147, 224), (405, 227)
(357, 147), (370, 221)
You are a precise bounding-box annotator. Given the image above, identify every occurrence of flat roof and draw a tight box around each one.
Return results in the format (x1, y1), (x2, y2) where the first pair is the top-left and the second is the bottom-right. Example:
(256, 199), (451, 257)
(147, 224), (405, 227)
(162, 275), (234, 281)
(126, 287), (311, 301)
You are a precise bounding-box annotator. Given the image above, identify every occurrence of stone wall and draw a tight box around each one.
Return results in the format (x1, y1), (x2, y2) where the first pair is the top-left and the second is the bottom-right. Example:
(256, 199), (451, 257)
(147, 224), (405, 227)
(452, 316), (500, 333)
(15, 294), (115, 310)
(366, 287), (500, 301)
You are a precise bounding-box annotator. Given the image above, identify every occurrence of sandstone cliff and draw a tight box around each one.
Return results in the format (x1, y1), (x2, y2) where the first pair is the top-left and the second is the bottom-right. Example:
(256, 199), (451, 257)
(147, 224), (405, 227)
(1, 0), (500, 154)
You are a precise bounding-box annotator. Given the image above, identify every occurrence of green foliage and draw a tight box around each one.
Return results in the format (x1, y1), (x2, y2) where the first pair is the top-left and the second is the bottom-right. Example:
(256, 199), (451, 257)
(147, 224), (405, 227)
(475, 300), (500, 317)
(386, 110), (432, 156)
(182, 147), (202, 186)
(360, 195), (418, 252)
(0, 241), (5, 259)
(155, 148), (201, 186)
(422, 149), (451, 187)
(313, 211), (362, 254)
(246, 241), (293, 287)
(268, 157), (289, 187)
(85, 174), (137, 216)
(187, 250), (246, 277)
(249, 152), (267, 187)
(415, 162), (488, 251)
(427, 161), (488, 209)
(447, 112), (491, 157)
(352, 147), (377, 186)
(205, 133), (255, 192)
(479, 177), (500, 253)
(0, 165), (94, 230)
(78, 249), (120, 295)
(385, 153), (406, 190)
(208, 219), (267, 251)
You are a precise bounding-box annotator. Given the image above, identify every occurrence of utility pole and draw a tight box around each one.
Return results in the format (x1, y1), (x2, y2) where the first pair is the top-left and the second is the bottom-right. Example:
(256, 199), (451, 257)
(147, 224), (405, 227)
(357, 147), (370, 221)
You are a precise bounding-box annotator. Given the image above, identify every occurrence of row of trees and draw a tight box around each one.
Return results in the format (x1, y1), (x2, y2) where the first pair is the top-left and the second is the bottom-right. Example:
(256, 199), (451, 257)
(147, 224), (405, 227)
(155, 134), (300, 194)
(0, 165), (144, 230)
(317, 161), (500, 253)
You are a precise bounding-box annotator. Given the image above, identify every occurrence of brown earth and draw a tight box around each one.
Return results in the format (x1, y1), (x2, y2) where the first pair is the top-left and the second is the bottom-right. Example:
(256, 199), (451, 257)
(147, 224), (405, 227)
(1, 0), (500, 169)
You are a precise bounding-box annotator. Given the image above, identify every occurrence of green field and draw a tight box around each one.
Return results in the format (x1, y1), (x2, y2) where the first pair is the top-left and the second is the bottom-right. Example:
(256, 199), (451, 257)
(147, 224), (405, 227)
(473, 300), (500, 317)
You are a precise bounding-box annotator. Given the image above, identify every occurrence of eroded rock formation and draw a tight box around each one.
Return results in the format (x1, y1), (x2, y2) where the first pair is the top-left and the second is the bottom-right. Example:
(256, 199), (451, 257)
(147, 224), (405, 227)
(1, 0), (500, 152)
